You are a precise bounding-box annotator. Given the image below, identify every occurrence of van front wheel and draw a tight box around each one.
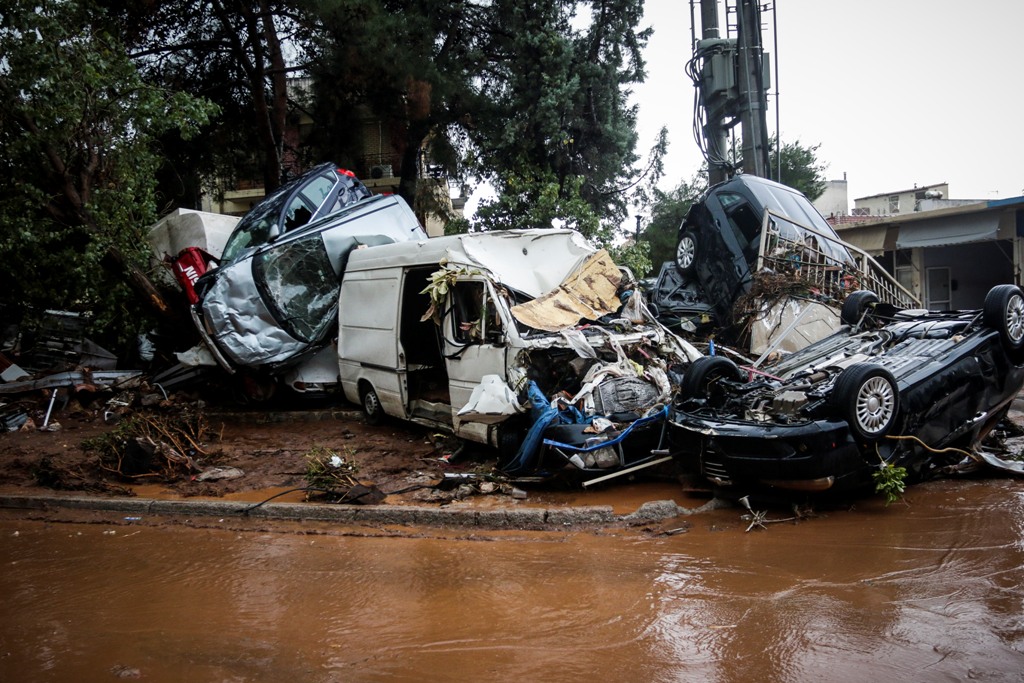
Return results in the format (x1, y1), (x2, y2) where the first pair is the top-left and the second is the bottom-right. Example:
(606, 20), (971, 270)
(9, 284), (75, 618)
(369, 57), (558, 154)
(361, 385), (384, 425)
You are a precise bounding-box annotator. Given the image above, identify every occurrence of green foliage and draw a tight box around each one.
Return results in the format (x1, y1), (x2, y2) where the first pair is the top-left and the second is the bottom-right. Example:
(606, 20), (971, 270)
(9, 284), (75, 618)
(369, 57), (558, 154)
(609, 241), (651, 282)
(0, 0), (215, 351)
(473, 173), (601, 238)
(768, 136), (829, 200)
(872, 461), (908, 506)
(637, 173), (707, 275)
(467, 0), (655, 244)
(311, 0), (657, 245)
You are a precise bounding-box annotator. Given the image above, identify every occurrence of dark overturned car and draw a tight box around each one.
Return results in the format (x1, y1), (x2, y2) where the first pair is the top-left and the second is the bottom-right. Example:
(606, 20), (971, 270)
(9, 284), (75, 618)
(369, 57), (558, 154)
(669, 284), (1024, 496)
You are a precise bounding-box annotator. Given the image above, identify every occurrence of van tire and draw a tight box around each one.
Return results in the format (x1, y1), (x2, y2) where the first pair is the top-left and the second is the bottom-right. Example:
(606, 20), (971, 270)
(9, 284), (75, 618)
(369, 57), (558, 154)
(360, 385), (384, 425)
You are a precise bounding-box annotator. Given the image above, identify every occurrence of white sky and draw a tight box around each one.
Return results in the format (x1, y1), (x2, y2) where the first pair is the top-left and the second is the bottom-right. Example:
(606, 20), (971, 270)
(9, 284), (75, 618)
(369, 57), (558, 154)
(632, 0), (1024, 206)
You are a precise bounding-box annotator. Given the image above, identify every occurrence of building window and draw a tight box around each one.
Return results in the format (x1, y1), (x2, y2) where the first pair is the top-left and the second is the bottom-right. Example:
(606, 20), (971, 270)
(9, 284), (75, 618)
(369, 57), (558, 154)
(888, 195), (900, 214)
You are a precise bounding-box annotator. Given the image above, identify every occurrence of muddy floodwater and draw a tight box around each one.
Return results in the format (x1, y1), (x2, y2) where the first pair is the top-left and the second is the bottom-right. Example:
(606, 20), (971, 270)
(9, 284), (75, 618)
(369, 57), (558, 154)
(2, 479), (1023, 682)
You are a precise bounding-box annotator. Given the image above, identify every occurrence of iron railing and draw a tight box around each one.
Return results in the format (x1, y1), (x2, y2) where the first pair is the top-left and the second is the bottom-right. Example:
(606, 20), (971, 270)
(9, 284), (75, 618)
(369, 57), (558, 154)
(756, 209), (919, 308)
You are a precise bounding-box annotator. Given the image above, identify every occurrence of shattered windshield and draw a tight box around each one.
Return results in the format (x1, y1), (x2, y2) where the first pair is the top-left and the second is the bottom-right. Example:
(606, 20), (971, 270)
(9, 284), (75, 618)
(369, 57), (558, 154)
(253, 236), (337, 343)
(220, 167), (347, 264)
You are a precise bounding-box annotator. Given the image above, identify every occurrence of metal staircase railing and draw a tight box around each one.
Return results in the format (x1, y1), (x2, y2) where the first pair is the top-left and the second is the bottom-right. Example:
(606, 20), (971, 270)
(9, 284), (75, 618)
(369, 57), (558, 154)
(756, 209), (920, 309)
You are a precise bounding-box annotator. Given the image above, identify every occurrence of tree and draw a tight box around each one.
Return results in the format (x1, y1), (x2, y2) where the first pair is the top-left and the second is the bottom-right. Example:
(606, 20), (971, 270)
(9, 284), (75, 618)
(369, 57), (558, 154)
(0, 0), (215, 349)
(637, 173), (707, 275)
(467, 0), (655, 246)
(769, 136), (828, 200)
(308, 0), (490, 210)
(309, 0), (658, 245)
(110, 0), (317, 199)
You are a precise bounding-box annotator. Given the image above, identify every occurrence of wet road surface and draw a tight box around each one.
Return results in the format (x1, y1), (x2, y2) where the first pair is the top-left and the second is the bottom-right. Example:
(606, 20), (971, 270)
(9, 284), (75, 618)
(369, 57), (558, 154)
(1, 478), (1022, 682)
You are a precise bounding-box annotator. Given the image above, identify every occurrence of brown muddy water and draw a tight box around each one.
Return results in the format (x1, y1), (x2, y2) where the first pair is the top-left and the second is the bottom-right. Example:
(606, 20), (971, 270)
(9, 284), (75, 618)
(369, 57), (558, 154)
(1, 478), (1023, 682)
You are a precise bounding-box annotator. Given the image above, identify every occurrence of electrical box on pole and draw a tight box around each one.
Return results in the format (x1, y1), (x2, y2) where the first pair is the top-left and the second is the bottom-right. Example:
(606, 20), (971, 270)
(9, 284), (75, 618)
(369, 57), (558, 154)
(688, 0), (772, 182)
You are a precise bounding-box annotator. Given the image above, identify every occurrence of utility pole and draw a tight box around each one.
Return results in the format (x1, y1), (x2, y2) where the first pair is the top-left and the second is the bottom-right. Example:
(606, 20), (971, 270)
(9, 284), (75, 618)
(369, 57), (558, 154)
(691, 0), (771, 182)
(735, 0), (770, 177)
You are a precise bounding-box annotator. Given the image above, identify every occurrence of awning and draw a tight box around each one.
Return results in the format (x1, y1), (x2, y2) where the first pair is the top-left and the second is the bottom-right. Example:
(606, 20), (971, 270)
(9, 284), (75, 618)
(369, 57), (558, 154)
(839, 225), (888, 255)
(895, 212), (1000, 249)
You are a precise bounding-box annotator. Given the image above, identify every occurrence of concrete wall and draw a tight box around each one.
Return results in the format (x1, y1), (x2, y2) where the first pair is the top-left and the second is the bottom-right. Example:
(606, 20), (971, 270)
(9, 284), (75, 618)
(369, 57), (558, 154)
(813, 179), (849, 218)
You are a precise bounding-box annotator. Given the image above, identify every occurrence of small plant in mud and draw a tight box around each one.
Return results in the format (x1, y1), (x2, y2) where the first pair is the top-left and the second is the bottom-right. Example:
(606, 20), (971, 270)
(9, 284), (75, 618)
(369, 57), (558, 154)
(303, 445), (360, 491)
(873, 459), (908, 506)
(82, 410), (208, 480)
(303, 446), (386, 505)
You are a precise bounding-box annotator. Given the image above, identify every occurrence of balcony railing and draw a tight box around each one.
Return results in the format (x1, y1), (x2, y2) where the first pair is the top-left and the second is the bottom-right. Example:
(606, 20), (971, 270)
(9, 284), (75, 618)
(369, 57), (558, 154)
(757, 210), (920, 309)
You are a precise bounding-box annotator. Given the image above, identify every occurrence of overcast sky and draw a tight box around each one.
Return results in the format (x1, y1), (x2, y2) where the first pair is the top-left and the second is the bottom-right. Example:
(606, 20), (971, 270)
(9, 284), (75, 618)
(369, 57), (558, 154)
(632, 0), (1024, 206)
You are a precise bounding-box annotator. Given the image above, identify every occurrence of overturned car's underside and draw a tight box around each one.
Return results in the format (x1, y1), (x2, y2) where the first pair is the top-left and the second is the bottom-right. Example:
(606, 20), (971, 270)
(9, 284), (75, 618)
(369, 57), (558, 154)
(669, 286), (1024, 495)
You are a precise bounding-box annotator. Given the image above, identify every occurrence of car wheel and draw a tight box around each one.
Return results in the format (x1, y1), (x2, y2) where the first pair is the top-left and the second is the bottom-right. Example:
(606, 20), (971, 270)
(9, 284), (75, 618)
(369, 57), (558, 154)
(983, 284), (1024, 350)
(840, 290), (879, 326)
(360, 385), (384, 425)
(829, 363), (899, 442)
(679, 356), (744, 404)
(675, 230), (698, 276)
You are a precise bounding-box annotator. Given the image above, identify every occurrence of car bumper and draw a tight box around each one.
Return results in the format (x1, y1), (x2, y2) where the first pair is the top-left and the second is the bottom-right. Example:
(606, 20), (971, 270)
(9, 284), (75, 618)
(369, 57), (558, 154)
(669, 412), (871, 492)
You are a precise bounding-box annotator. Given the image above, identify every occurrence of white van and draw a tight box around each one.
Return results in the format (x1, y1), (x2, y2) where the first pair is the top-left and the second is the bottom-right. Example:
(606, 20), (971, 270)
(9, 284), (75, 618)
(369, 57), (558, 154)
(337, 229), (701, 478)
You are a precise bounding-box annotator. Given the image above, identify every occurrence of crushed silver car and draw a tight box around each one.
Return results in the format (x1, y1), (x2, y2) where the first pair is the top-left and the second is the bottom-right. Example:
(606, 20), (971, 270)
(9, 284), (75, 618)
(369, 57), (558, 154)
(192, 192), (426, 373)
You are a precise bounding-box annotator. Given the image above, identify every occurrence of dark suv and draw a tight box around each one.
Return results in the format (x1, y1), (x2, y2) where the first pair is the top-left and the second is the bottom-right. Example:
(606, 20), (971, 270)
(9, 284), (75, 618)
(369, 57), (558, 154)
(672, 174), (855, 326)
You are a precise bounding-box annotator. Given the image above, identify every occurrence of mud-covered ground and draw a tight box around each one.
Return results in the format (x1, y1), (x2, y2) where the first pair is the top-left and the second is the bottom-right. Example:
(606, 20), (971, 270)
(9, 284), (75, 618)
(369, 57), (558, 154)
(0, 394), (503, 505)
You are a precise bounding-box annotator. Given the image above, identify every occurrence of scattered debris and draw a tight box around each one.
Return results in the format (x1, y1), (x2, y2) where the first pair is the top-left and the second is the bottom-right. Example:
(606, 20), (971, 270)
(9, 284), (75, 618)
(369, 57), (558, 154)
(303, 445), (386, 504)
(83, 410), (209, 480)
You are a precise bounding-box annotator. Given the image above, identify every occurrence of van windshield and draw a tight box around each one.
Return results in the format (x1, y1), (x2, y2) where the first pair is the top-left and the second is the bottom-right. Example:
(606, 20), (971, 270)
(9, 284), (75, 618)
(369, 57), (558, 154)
(744, 182), (853, 263)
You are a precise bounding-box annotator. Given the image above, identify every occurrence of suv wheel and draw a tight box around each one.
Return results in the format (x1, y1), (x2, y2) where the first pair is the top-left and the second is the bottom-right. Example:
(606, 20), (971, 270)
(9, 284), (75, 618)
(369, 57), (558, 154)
(675, 230), (698, 276)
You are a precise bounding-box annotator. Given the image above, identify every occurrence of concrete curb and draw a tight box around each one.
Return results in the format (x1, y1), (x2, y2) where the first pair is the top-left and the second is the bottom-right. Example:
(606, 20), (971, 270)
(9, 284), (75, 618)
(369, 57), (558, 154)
(0, 494), (694, 530)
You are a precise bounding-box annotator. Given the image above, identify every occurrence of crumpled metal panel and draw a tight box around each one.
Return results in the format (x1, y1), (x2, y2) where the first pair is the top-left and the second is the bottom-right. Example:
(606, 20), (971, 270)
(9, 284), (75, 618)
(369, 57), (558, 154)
(460, 230), (593, 298)
(200, 258), (306, 367)
(196, 194), (426, 370)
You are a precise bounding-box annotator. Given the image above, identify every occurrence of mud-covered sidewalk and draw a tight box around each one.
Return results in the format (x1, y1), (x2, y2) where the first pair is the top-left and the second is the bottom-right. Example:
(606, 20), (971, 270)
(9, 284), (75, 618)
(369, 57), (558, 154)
(0, 403), (708, 530)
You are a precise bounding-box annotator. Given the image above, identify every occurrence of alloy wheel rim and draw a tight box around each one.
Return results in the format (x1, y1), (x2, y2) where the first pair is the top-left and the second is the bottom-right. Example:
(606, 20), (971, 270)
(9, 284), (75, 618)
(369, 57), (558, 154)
(855, 376), (895, 433)
(1006, 293), (1024, 343)
(677, 237), (695, 268)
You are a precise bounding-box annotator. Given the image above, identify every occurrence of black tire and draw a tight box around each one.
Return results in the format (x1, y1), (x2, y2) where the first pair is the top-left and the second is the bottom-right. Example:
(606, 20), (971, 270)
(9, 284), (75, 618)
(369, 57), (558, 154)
(680, 356), (744, 403)
(840, 290), (879, 326)
(360, 384), (384, 425)
(983, 284), (1024, 350)
(829, 363), (899, 442)
(675, 230), (698, 276)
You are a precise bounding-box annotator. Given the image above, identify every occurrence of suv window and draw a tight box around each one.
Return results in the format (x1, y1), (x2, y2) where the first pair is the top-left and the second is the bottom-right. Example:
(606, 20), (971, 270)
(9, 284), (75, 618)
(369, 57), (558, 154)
(718, 192), (762, 258)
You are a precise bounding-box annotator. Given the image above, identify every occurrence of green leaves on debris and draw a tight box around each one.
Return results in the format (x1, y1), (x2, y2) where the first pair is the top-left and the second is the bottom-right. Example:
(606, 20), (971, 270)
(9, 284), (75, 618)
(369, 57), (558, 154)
(873, 460), (908, 506)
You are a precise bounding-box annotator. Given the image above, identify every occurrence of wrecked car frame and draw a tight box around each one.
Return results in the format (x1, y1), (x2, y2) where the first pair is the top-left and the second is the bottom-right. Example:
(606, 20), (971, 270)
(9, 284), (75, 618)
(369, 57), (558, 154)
(336, 229), (701, 481)
(669, 285), (1024, 495)
(658, 174), (917, 344)
(191, 193), (427, 374)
